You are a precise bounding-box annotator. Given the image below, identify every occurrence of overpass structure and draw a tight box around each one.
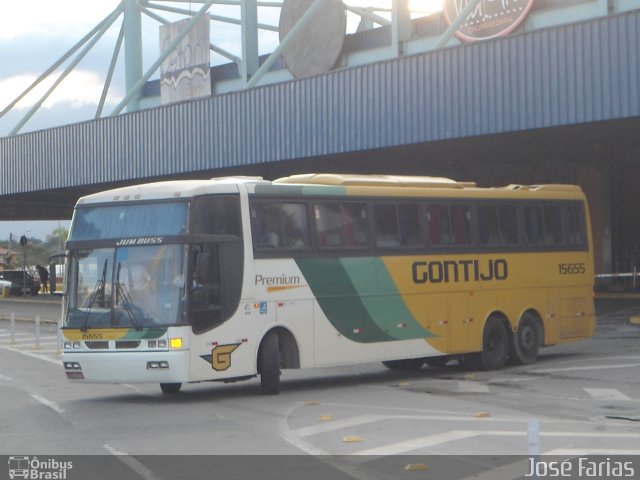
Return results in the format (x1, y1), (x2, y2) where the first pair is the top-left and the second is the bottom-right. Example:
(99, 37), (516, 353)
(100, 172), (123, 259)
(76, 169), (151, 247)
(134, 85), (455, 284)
(0, 0), (639, 274)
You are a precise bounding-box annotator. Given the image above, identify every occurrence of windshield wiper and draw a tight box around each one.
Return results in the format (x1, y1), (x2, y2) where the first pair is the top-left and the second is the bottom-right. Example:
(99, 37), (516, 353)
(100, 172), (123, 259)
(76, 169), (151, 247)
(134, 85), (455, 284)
(114, 262), (143, 331)
(80, 258), (108, 332)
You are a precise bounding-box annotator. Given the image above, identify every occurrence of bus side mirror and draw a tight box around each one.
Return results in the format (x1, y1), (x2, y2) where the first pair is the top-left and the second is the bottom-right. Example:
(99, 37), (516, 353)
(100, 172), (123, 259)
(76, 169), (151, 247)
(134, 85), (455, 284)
(48, 253), (67, 296)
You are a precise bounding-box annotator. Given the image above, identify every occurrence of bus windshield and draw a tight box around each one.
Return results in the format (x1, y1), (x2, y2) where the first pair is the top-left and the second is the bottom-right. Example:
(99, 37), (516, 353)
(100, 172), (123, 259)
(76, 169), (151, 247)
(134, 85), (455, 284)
(65, 244), (187, 329)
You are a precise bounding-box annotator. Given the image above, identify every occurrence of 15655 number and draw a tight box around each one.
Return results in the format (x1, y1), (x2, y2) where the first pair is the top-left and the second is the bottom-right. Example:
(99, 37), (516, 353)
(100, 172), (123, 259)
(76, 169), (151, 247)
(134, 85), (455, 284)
(558, 263), (586, 275)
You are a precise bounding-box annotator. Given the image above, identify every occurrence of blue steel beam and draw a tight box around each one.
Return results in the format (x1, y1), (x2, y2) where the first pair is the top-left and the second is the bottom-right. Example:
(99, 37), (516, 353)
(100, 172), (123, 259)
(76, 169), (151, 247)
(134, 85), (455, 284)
(241, 0), (259, 82)
(97, 20), (126, 119)
(124, 0), (144, 112)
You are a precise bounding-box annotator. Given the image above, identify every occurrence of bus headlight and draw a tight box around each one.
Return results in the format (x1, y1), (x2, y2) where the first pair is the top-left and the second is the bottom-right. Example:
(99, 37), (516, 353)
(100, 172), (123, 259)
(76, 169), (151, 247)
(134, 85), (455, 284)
(147, 361), (169, 369)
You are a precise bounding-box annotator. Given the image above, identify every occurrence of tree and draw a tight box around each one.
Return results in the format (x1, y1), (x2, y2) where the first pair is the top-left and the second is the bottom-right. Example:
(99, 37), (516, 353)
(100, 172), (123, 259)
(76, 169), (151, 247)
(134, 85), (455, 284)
(46, 227), (69, 253)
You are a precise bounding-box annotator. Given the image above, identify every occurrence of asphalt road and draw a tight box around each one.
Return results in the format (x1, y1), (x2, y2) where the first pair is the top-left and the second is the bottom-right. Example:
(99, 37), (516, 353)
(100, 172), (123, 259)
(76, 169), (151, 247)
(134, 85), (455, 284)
(0, 296), (639, 480)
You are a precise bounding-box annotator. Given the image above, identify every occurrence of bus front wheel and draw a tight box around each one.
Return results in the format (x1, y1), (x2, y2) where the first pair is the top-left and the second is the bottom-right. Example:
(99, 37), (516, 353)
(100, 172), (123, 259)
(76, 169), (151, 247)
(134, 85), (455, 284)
(510, 314), (542, 365)
(259, 331), (281, 395)
(466, 317), (509, 371)
(160, 383), (182, 394)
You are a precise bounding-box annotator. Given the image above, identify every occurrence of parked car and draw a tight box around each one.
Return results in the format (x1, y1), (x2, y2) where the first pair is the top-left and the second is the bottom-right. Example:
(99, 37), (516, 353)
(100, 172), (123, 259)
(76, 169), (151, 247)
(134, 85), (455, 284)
(0, 270), (40, 296)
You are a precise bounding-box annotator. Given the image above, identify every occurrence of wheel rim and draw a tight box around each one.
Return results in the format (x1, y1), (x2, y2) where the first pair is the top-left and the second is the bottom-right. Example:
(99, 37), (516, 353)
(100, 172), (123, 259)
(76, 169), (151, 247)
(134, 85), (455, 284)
(520, 325), (537, 351)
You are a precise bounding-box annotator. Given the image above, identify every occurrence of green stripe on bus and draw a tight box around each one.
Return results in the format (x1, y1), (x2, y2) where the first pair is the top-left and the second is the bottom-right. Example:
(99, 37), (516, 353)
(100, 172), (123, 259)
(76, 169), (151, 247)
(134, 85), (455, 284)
(339, 257), (434, 340)
(254, 184), (347, 196)
(295, 258), (393, 343)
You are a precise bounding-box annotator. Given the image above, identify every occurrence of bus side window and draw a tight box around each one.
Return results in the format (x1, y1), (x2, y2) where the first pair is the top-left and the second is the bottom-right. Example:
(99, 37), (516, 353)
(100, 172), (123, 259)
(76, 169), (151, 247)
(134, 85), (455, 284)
(399, 204), (421, 246)
(373, 205), (400, 248)
(427, 205), (447, 245)
(341, 203), (368, 248)
(251, 202), (310, 250)
(315, 204), (342, 248)
(478, 206), (500, 245)
(543, 206), (563, 244)
(251, 204), (282, 248)
(565, 204), (585, 246)
(315, 203), (368, 249)
(524, 206), (544, 244)
(498, 205), (519, 244)
(451, 205), (471, 245)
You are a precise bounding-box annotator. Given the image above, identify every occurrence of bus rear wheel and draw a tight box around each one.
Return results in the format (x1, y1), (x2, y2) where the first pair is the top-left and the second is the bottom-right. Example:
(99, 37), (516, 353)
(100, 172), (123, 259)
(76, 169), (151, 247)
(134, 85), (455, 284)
(465, 317), (509, 371)
(259, 331), (281, 395)
(510, 314), (541, 365)
(160, 383), (182, 394)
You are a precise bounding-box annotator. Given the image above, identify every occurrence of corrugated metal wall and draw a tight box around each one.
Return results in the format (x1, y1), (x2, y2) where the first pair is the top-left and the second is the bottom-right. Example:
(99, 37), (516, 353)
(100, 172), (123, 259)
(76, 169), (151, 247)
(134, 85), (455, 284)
(1, 10), (639, 196)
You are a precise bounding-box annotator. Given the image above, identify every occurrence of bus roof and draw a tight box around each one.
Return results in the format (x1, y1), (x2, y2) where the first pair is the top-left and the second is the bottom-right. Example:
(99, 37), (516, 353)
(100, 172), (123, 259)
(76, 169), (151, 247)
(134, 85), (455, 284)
(75, 174), (585, 206)
(274, 173), (476, 189)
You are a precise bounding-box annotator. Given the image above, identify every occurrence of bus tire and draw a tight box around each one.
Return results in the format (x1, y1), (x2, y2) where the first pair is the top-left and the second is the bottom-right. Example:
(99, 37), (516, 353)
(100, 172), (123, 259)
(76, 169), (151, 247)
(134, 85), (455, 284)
(425, 356), (450, 368)
(382, 358), (425, 371)
(467, 317), (510, 371)
(510, 313), (541, 365)
(259, 331), (281, 395)
(160, 383), (182, 394)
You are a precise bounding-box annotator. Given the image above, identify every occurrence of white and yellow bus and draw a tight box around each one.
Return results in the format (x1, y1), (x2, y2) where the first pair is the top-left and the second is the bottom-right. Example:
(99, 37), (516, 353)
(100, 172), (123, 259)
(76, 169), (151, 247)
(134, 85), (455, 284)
(60, 174), (595, 394)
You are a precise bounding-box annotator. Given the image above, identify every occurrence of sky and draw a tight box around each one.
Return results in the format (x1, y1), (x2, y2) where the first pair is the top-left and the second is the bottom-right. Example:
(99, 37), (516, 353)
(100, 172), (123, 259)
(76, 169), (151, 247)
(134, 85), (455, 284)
(0, 0), (441, 241)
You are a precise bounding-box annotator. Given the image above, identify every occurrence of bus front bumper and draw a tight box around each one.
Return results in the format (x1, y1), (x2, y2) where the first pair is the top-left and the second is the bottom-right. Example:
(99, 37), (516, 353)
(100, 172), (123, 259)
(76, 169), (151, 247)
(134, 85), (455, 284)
(62, 350), (190, 384)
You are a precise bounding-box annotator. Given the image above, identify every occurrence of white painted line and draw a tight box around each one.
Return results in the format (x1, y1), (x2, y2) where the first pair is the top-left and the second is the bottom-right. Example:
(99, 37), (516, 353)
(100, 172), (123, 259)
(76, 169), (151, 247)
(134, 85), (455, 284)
(1, 345), (62, 366)
(0, 374), (13, 381)
(457, 381), (490, 393)
(584, 388), (632, 401)
(530, 363), (640, 373)
(104, 444), (165, 480)
(30, 394), (64, 414)
(292, 413), (520, 439)
(294, 415), (384, 438)
(352, 430), (640, 456)
(353, 431), (477, 456)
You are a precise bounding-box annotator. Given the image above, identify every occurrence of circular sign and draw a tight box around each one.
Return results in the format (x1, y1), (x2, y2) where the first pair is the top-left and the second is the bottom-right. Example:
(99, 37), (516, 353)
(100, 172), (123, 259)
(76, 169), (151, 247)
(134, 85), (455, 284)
(444, 0), (535, 42)
(279, 0), (346, 79)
